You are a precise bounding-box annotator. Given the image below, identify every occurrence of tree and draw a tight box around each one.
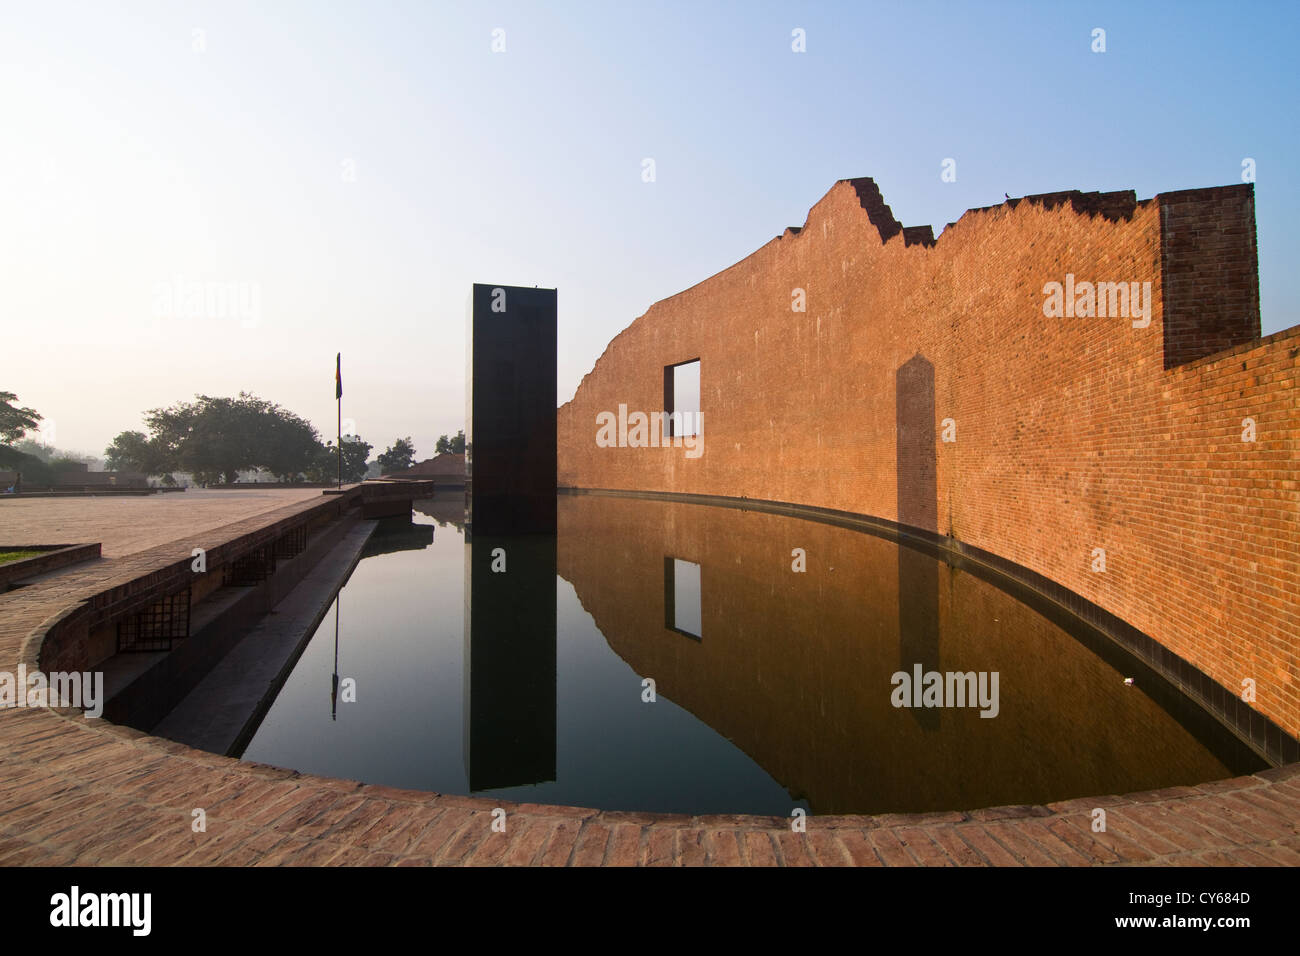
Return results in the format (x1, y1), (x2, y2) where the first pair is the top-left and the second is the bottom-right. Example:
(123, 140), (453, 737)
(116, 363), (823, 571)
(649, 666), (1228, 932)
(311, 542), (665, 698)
(376, 437), (417, 473)
(306, 436), (372, 484)
(142, 392), (321, 484)
(435, 430), (465, 455)
(262, 414), (321, 482)
(10, 439), (51, 463)
(11, 439), (100, 470)
(0, 445), (53, 488)
(0, 391), (42, 445)
(105, 431), (168, 475)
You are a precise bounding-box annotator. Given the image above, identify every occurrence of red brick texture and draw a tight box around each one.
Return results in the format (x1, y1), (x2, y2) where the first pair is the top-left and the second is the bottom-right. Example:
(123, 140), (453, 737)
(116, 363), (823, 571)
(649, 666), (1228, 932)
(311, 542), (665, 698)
(557, 178), (1299, 742)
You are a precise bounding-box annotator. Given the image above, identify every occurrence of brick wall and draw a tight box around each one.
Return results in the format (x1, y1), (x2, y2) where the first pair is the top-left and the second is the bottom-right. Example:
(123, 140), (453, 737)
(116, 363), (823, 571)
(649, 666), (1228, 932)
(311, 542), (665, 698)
(557, 177), (1300, 742)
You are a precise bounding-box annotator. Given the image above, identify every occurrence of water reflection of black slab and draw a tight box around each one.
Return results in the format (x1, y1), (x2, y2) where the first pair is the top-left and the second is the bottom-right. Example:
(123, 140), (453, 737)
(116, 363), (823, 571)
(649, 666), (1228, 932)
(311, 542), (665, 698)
(897, 354), (940, 731)
(463, 534), (557, 791)
(466, 283), (557, 535)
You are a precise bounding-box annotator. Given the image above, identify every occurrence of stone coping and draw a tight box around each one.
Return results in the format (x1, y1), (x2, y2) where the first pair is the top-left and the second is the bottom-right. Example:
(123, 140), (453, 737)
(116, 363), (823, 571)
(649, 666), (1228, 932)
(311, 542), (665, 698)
(1, 492), (1297, 866)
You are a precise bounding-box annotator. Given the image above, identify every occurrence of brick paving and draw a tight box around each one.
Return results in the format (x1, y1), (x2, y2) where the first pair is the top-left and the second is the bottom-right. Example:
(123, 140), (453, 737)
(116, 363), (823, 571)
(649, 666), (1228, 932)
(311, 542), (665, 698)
(0, 488), (322, 558)
(1, 494), (1298, 865)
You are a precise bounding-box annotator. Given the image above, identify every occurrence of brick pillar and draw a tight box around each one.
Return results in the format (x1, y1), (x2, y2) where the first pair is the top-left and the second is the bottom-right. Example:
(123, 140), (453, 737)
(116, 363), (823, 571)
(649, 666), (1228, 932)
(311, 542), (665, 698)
(1159, 184), (1261, 368)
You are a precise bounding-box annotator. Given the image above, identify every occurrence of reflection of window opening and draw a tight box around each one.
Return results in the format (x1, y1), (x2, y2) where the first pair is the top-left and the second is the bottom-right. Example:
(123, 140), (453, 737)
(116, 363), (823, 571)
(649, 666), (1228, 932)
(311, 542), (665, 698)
(663, 359), (701, 438)
(663, 557), (702, 640)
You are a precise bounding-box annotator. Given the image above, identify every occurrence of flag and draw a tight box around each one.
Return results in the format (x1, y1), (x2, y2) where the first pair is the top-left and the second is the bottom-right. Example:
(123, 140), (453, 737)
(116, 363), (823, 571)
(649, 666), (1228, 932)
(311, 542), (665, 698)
(335, 353), (342, 399)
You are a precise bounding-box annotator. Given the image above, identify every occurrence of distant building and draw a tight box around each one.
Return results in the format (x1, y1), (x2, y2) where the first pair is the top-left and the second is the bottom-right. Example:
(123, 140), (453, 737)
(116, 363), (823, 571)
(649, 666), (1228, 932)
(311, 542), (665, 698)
(382, 452), (465, 489)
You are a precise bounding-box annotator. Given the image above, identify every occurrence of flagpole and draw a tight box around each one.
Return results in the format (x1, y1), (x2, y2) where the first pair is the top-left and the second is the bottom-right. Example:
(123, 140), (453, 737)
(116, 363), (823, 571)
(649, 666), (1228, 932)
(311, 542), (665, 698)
(336, 352), (342, 490)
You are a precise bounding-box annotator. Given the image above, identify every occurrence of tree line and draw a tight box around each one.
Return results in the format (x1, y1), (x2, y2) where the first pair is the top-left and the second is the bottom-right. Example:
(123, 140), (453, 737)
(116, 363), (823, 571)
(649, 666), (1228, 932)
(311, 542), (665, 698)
(3, 390), (465, 487)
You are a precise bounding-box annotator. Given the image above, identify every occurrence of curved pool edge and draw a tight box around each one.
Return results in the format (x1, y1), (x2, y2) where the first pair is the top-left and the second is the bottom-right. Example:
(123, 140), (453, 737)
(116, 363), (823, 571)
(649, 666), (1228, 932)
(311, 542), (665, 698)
(6, 699), (1299, 866)
(2, 494), (1296, 866)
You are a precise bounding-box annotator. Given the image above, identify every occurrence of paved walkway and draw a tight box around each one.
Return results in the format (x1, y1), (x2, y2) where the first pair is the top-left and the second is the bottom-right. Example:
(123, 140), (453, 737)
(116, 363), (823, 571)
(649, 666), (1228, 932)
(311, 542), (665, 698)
(0, 488), (322, 557)
(0, 493), (1297, 866)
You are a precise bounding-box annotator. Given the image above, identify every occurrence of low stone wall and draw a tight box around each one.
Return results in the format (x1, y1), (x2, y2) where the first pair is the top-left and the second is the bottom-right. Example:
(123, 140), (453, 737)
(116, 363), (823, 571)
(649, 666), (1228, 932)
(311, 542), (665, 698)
(200, 482), (336, 489)
(0, 544), (100, 590)
(101, 515), (364, 731)
(0, 489), (156, 498)
(37, 493), (352, 676)
(35, 481), (436, 677)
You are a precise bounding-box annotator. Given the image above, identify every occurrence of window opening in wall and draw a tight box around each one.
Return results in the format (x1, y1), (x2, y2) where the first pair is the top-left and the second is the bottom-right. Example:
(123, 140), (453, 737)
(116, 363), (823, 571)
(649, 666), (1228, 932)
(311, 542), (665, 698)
(663, 359), (701, 438)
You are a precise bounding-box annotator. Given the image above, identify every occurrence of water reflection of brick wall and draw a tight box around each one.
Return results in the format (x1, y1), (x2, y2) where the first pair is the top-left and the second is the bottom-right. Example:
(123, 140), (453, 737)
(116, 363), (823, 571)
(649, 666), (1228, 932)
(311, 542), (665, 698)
(558, 495), (1233, 815)
(557, 178), (1299, 742)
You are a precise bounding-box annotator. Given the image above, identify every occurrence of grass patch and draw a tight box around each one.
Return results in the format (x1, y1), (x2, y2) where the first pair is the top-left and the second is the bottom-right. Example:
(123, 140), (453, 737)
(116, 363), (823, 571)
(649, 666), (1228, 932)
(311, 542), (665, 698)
(0, 550), (44, 565)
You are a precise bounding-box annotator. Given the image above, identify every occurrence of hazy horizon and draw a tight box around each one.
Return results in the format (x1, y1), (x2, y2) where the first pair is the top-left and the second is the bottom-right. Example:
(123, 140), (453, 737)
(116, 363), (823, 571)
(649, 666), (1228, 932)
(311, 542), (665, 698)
(4, 1), (1296, 461)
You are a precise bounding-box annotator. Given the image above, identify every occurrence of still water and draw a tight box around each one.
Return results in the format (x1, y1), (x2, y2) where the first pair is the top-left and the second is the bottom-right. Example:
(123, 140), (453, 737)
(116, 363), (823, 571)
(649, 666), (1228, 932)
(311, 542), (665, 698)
(240, 494), (1261, 816)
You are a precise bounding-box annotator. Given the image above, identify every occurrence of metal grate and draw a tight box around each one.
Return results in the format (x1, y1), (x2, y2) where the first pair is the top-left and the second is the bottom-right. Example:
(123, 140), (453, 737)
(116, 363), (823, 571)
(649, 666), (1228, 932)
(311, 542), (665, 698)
(273, 524), (308, 560)
(223, 544), (276, 586)
(117, 586), (191, 653)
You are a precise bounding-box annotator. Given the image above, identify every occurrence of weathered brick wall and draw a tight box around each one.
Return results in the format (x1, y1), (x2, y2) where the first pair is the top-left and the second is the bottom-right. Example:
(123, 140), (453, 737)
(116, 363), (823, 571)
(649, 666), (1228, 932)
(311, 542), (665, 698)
(557, 178), (1300, 740)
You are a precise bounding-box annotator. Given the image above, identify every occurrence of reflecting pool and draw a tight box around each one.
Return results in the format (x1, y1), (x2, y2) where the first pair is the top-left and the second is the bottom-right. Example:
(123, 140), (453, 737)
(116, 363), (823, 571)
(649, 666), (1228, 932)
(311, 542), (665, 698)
(239, 494), (1262, 816)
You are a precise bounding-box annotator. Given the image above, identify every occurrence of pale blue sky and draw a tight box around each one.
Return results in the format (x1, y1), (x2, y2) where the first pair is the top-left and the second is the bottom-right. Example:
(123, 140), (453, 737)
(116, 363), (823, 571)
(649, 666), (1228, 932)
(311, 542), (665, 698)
(2, 0), (1294, 459)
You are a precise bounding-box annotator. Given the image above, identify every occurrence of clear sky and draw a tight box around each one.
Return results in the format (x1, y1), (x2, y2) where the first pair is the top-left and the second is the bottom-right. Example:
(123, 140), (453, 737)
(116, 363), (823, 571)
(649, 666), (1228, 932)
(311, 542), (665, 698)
(2, 0), (1295, 460)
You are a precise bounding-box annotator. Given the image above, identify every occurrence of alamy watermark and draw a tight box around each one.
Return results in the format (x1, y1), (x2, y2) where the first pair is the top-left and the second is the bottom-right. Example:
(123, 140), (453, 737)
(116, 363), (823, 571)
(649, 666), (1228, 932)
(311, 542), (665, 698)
(596, 404), (703, 459)
(50, 886), (150, 936)
(1042, 274), (1151, 327)
(0, 666), (104, 718)
(152, 276), (261, 329)
(891, 665), (999, 718)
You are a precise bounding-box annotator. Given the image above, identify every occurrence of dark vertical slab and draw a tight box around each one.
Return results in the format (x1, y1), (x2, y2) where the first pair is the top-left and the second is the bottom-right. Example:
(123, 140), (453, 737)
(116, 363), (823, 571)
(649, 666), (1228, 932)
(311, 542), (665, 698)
(467, 283), (557, 535)
(463, 534), (557, 791)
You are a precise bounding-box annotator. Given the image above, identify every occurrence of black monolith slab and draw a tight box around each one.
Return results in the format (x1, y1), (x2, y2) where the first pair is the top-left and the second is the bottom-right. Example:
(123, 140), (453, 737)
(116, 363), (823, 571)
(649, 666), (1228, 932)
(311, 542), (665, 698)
(466, 283), (557, 535)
